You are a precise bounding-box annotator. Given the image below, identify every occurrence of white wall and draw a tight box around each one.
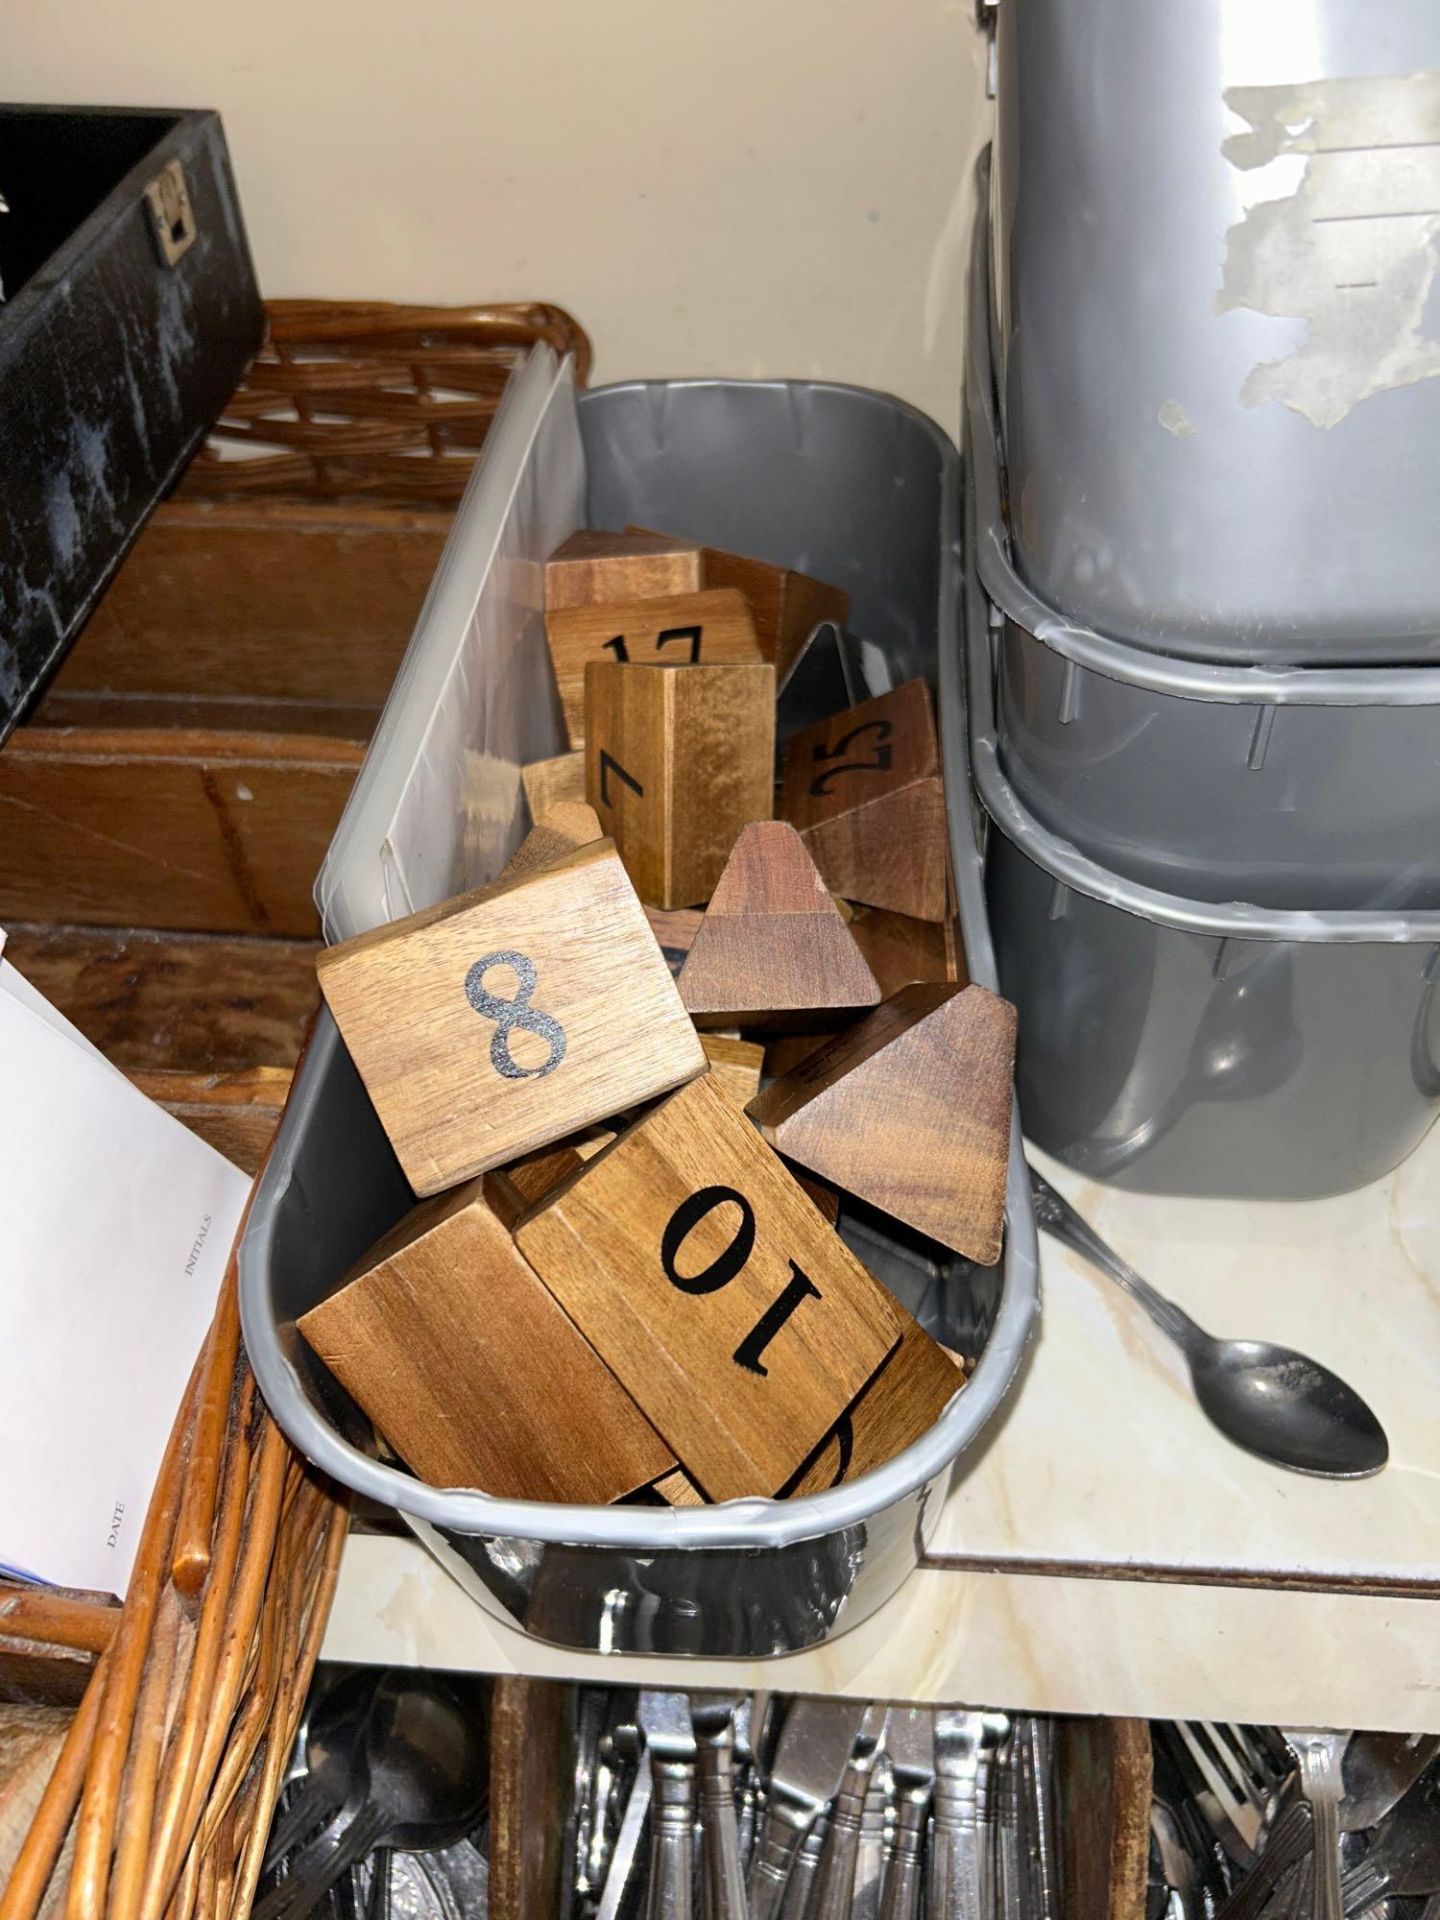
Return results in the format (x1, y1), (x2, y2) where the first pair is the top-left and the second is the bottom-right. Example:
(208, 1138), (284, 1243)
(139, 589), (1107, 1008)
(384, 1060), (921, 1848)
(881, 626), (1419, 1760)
(10, 2), (991, 433)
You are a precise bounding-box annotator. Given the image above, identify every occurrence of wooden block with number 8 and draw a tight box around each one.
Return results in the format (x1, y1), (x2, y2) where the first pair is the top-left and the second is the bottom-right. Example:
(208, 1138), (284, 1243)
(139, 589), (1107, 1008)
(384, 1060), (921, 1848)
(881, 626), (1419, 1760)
(546, 587), (762, 748)
(516, 1072), (908, 1500)
(316, 838), (706, 1194)
(585, 660), (775, 909)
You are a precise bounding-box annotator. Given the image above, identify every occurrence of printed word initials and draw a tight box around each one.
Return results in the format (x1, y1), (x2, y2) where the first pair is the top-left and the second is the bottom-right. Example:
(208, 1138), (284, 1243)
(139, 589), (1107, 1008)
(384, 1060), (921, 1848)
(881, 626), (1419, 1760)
(660, 1184), (821, 1376)
(465, 949), (567, 1080)
(809, 718), (893, 796)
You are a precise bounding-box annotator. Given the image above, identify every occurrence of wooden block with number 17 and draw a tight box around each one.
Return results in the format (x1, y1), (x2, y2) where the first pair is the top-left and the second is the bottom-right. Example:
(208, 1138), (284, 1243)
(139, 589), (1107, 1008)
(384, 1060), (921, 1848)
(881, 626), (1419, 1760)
(547, 587), (762, 748)
(585, 660), (775, 909)
(316, 838), (706, 1194)
(516, 1071), (924, 1500)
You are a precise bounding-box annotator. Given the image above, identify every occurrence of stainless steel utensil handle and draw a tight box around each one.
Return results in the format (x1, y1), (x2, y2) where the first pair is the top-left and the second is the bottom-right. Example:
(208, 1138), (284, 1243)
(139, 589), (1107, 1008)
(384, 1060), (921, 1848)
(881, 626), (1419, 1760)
(1289, 1739), (1343, 1920)
(780, 1824), (825, 1920)
(1029, 1168), (1200, 1350)
(878, 1801), (927, 1920)
(812, 1769), (870, 1920)
(647, 1759), (696, 1920)
(1340, 1864), (1391, 1918)
(748, 1812), (808, 1920)
(930, 1773), (983, 1920)
(697, 1742), (749, 1920)
(1214, 1803), (1313, 1920)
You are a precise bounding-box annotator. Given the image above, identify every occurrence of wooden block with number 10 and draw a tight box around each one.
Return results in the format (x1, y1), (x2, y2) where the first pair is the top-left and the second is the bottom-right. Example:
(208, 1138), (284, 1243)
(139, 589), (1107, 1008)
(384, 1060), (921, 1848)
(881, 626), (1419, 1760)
(516, 1071), (917, 1500)
(585, 659), (775, 909)
(780, 679), (948, 922)
(316, 838), (706, 1193)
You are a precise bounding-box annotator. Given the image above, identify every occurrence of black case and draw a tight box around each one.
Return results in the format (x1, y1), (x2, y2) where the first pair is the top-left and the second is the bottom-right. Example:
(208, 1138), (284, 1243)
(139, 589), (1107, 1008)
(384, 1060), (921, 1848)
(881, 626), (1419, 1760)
(0, 105), (264, 739)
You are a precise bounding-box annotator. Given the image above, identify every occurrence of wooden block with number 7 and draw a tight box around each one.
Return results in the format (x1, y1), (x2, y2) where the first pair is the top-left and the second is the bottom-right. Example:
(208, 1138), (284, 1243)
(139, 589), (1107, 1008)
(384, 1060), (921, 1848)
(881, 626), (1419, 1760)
(586, 660), (775, 909)
(780, 679), (948, 921)
(516, 1071), (911, 1500)
(316, 838), (706, 1194)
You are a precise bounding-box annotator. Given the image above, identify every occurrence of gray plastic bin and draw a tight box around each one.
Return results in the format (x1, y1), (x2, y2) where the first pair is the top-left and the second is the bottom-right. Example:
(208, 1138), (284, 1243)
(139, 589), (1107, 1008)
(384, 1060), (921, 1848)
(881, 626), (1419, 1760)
(962, 472), (1440, 1199)
(991, 0), (1440, 664)
(968, 171), (1440, 913)
(238, 375), (1039, 1659)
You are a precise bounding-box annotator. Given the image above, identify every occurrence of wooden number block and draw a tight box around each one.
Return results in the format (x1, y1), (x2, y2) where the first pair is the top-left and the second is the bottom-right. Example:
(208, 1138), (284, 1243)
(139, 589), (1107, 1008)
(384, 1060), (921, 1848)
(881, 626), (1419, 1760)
(652, 1468), (706, 1506)
(796, 1171), (842, 1226)
(516, 1072), (906, 1500)
(498, 801), (602, 883)
(297, 1180), (676, 1503)
(317, 838), (706, 1193)
(645, 904), (704, 978)
(764, 1032), (834, 1080)
(780, 680), (948, 921)
(545, 528), (702, 613)
(585, 660), (775, 909)
(783, 1328), (965, 1496)
(546, 588), (762, 748)
(627, 525), (850, 688)
(846, 904), (965, 998)
(700, 551), (848, 688)
(700, 1033), (765, 1108)
(747, 982), (1017, 1264)
(678, 821), (881, 1027)
(521, 749), (586, 821)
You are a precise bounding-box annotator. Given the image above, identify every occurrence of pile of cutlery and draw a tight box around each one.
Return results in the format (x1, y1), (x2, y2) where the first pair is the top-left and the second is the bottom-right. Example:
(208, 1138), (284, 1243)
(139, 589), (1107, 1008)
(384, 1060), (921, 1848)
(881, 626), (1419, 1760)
(574, 1693), (1055, 1920)
(572, 1699), (1440, 1920)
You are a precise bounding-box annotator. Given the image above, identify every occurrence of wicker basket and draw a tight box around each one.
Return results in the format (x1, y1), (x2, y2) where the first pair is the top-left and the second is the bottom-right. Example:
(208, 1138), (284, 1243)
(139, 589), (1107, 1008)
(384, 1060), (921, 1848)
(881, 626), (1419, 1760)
(0, 1234), (346, 1920)
(176, 300), (591, 507)
(0, 299), (589, 1916)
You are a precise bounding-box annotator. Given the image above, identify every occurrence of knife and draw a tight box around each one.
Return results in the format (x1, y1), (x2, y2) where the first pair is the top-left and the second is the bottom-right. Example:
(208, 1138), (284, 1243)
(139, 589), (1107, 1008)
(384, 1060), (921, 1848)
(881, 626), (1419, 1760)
(929, 1709), (985, 1920)
(639, 1691), (697, 1920)
(747, 1699), (870, 1920)
(691, 1693), (749, 1920)
(810, 1705), (890, 1920)
(878, 1709), (934, 1920)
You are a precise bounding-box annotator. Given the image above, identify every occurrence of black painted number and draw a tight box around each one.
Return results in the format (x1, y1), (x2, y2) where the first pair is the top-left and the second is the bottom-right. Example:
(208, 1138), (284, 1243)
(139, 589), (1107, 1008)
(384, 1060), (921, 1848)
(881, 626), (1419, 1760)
(808, 719), (893, 797)
(465, 950), (566, 1080)
(660, 1184), (821, 1376)
(655, 623), (703, 662)
(600, 624), (704, 667)
(598, 749), (644, 807)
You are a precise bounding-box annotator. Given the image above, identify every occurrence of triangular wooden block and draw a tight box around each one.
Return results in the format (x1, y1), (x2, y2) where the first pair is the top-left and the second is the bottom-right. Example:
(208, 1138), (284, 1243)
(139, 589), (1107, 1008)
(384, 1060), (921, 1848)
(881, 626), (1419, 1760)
(678, 821), (881, 1028)
(747, 982), (1017, 1263)
(498, 801), (602, 882)
(780, 681), (948, 921)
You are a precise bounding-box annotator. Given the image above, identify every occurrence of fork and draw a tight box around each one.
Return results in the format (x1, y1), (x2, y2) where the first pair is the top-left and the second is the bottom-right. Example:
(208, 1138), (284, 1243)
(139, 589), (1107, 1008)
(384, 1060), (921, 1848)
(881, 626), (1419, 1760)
(1281, 1730), (1350, 1920)
(1176, 1723), (1266, 1859)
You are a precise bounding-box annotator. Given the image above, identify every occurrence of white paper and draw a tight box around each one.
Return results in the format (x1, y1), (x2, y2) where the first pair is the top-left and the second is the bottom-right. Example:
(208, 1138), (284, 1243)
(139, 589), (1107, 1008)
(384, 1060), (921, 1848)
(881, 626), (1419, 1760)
(0, 962), (250, 1595)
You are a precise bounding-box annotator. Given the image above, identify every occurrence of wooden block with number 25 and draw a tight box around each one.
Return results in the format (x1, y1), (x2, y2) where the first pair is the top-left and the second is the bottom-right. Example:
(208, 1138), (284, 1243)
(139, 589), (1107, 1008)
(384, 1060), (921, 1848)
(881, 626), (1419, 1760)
(316, 839), (706, 1194)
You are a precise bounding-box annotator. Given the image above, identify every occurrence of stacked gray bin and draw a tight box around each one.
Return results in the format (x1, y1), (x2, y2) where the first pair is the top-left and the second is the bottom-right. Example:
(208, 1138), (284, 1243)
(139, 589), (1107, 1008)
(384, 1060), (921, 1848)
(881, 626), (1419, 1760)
(967, 128), (1440, 1199)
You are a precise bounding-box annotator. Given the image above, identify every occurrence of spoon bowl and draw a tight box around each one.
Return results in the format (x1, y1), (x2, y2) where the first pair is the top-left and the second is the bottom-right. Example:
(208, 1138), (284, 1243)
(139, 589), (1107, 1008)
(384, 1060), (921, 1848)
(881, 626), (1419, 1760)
(1189, 1340), (1390, 1479)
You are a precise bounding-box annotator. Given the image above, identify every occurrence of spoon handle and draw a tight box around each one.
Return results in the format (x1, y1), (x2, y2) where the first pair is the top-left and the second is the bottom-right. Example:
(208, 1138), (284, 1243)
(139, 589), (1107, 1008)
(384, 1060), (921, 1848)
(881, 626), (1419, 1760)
(1029, 1168), (1203, 1353)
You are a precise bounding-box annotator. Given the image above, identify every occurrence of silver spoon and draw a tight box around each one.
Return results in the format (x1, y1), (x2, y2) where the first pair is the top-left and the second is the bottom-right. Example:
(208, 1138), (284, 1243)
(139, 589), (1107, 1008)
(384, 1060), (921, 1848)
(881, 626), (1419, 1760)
(1029, 1169), (1388, 1479)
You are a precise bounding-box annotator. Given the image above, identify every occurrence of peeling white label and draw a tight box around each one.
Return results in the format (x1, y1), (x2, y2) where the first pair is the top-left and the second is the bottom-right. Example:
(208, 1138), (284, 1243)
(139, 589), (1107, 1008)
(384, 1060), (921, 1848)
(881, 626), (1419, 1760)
(1217, 72), (1440, 428)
